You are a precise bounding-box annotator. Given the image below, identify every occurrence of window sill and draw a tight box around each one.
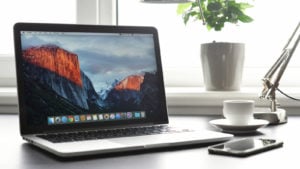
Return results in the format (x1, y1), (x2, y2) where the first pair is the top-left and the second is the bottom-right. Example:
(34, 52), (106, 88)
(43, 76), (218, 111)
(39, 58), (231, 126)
(1, 87), (300, 115)
(0, 87), (18, 113)
(166, 87), (300, 115)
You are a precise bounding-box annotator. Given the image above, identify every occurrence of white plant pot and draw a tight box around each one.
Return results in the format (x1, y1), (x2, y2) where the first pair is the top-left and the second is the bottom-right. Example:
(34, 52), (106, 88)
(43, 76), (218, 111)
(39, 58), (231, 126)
(201, 42), (245, 91)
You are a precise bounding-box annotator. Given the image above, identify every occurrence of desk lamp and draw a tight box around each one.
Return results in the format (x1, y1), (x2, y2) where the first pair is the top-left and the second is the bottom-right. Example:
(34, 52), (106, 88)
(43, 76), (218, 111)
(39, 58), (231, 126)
(256, 22), (300, 124)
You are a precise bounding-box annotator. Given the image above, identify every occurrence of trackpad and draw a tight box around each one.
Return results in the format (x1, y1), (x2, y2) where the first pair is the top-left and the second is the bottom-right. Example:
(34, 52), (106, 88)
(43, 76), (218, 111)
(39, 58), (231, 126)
(109, 133), (186, 147)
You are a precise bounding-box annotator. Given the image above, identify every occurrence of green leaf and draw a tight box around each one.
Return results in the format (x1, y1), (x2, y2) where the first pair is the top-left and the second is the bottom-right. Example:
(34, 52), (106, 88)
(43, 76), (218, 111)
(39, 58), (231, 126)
(190, 11), (199, 16)
(183, 12), (191, 25)
(206, 24), (212, 31)
(207, 2), (222, 12)
(239, 2), (254, 10)
(228, 5), (243, 16)
(177, 0), (254, 31)
(177, 2), (192, 15)
(191, 2), (200, 8)
(238, 13), (254, 23)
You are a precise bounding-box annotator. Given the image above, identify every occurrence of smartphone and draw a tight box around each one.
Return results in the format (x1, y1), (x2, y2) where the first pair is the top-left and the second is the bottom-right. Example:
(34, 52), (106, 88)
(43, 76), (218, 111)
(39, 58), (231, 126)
(208, 138), (283, 157)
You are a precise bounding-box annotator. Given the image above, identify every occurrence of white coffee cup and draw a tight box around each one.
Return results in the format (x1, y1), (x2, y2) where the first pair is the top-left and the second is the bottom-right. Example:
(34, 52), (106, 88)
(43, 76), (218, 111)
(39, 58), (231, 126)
(223, 100), (254, 125)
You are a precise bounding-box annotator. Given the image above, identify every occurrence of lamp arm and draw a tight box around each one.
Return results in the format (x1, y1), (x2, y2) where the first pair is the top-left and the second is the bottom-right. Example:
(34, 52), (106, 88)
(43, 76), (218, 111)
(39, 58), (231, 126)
(260, 50), (290, 111)
(262, 50), (289, 81)
(260, 22), (300, 112)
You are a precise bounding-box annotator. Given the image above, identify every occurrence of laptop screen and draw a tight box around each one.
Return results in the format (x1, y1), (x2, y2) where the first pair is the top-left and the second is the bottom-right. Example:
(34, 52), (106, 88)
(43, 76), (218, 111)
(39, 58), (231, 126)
(14, 23), (168, 134)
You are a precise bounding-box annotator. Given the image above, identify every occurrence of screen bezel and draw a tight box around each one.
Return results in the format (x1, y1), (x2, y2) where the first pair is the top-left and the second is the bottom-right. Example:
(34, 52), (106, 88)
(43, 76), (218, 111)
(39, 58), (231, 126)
(14, 23), (169, 135)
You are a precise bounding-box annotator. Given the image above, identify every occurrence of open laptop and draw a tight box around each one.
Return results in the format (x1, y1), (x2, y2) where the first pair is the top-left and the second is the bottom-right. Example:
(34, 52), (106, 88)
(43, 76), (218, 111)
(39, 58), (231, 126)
(13, 23), (232, 157)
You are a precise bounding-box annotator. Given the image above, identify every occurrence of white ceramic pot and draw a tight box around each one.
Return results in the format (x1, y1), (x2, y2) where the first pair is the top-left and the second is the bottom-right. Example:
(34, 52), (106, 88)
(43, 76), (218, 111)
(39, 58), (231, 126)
(201, 42), (245, 91)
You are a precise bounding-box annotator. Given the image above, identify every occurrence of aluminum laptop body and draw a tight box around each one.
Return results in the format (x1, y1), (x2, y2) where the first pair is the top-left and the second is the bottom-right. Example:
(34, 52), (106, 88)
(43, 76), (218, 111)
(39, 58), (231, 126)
(13, 23), (232, 157)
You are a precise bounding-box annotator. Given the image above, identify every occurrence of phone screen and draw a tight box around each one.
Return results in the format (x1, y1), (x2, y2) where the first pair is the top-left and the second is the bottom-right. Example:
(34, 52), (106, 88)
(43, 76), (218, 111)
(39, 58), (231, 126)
(208, 138), (283, 157)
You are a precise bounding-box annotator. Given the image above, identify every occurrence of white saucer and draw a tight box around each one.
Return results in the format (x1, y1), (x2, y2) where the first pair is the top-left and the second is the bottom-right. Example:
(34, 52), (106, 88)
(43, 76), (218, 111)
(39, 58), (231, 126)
(209, 119), (269, 134)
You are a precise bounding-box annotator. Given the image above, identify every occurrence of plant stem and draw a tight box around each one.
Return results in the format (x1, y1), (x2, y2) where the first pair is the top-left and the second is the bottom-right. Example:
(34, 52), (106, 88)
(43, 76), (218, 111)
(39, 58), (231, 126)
(197, 0), (206, 25)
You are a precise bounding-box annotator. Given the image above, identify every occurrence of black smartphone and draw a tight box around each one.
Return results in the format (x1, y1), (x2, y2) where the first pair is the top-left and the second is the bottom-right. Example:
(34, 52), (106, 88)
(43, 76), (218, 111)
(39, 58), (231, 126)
(208, 138), (283, 157)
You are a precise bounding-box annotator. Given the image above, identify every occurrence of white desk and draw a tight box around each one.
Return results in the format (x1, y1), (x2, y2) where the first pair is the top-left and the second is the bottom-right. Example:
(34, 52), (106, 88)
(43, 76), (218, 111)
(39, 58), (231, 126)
(0, 114), (298, 169)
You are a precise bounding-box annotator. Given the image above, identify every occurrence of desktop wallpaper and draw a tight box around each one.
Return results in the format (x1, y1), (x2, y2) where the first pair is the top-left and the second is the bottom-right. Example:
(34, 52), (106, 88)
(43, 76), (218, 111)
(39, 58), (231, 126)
(20, 32), (161, 126)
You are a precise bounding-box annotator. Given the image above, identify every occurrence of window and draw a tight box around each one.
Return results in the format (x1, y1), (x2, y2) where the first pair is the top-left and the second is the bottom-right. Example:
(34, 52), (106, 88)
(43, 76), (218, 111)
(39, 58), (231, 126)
(0, 0), (76, 55)
(118, 0), (300, 87)
(0, 0), (76, 87)
(0, 0), (118, 113)
(1, 0), (299, 114)
(4, 0), (299, 88)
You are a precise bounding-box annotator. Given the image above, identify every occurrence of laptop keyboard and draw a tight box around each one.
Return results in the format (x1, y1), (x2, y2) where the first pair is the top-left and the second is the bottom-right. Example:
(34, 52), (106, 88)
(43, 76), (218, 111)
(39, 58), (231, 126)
(37, 126), (191, 143)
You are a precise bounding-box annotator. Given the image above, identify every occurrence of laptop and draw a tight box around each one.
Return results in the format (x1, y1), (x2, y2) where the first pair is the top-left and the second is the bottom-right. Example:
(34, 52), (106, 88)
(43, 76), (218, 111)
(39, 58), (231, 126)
(13, 23), (232, 157)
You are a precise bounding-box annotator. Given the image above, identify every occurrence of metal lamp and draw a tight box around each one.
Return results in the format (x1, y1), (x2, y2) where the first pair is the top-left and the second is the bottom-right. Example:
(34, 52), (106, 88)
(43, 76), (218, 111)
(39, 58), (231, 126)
(255, 22), (300, 124)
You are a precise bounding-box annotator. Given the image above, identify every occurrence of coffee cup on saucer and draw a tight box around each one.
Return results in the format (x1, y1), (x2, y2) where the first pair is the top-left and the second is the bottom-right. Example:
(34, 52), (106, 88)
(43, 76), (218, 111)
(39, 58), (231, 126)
(223, 100), (254, 126)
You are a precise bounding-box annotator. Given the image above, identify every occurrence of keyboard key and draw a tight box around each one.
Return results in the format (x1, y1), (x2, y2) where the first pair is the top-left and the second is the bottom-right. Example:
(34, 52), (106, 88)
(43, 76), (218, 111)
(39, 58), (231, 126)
(37, 126), (190, 143)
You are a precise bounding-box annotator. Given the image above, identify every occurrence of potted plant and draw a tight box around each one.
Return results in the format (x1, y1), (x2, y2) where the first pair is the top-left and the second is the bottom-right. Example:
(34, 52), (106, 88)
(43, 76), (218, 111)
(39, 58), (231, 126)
(177, 0), (253, 91)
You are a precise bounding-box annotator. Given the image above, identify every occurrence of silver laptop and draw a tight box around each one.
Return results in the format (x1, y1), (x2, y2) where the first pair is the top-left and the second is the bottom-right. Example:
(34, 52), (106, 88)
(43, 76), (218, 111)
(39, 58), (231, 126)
(13, 23), (232, 157)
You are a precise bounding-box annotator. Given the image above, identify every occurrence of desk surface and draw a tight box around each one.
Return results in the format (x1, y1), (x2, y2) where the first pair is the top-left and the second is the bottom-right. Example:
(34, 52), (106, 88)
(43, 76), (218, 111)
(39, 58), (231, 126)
(1, 114), (299, 169)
